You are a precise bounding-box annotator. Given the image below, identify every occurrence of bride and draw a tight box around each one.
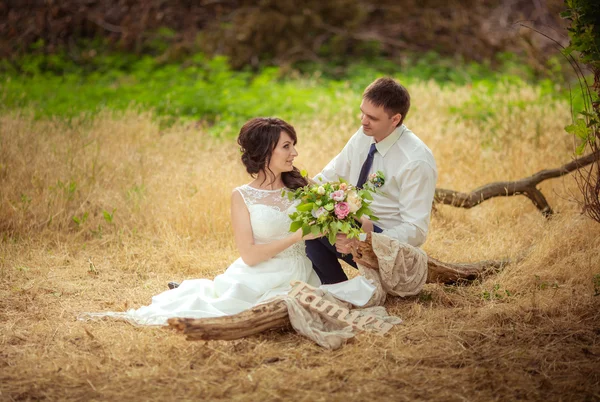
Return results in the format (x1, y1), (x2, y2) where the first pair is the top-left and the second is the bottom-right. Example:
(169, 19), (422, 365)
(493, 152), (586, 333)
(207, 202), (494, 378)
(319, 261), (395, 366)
(84, 117), (375, 326)
(86, 117), (325, 325)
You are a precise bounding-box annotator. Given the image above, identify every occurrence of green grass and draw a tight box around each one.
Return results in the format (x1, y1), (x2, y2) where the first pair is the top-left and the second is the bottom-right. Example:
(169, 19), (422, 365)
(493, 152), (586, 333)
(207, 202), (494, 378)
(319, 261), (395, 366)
(0, 50), (590, 136)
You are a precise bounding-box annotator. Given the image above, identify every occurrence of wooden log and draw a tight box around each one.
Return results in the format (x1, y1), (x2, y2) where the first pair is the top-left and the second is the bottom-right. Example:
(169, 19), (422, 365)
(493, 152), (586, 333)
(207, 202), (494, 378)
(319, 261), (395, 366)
(351, 233), (506, 283)
(426, 257), (508, 283)
(168, 299), (289, 341)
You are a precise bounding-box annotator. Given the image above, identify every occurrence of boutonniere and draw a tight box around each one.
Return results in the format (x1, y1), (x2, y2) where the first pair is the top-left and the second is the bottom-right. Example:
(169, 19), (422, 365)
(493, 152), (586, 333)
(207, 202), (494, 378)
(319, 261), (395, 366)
(367, 171), (385, 188)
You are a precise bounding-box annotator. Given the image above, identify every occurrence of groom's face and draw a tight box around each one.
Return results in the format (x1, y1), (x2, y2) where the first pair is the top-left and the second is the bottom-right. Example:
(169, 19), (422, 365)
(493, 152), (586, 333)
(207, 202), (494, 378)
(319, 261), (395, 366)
(360, 99), (400, 141)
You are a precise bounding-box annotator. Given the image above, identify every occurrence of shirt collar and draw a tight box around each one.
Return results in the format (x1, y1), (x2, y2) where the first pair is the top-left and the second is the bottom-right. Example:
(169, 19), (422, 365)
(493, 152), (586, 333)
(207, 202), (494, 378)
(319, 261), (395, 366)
(373, 125), (405, 157)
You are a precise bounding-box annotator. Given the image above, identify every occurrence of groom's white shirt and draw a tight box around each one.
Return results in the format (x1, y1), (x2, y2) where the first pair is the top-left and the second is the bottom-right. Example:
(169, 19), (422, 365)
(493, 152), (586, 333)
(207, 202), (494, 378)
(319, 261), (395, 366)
(316, 124), (437, 247)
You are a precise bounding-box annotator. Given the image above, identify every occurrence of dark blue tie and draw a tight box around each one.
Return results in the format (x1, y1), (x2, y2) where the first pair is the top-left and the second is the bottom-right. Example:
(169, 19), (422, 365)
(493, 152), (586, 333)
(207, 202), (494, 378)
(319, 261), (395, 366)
(356, 143), (377, 188)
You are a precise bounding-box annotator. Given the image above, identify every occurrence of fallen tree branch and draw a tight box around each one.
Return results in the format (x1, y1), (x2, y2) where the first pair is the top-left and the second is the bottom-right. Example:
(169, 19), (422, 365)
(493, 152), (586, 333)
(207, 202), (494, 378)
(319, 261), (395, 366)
(426, 257), (509, 283)
(351, 234), (507, 283)
(435, 151), (600, 216)
(168, 299), (289, 341)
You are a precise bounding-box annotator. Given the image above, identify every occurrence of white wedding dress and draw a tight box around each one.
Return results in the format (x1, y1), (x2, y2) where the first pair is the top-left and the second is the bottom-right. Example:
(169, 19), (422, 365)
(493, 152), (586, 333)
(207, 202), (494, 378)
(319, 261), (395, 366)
(83, 185), (324, 325)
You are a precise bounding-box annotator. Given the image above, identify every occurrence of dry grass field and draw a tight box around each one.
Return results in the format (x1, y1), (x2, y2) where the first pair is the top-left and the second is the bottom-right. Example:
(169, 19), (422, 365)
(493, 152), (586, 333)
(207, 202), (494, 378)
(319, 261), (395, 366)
(1, 81), (599, 401)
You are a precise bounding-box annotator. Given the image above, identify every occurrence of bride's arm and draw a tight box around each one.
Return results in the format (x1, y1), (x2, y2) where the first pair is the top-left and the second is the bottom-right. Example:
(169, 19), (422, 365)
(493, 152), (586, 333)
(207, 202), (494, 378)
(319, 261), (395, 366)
(231, 190), (306, 267)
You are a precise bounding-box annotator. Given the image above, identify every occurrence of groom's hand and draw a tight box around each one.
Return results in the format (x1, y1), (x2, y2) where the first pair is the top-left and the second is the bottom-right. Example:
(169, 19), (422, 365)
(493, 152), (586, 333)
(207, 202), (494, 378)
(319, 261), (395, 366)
(335, 234), (357, 254)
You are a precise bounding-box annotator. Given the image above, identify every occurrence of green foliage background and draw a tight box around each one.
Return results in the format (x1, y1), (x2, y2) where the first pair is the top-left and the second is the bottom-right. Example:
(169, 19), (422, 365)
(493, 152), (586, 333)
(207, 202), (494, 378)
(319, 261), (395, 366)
(0, 48), (586, 137)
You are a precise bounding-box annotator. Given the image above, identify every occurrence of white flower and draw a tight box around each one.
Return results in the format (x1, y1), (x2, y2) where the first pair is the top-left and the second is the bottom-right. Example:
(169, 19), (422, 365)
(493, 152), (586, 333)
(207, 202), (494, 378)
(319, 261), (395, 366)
(346, 190), (362, 213)
(312, 207), (327, 219)
(317, 186), (326, 195)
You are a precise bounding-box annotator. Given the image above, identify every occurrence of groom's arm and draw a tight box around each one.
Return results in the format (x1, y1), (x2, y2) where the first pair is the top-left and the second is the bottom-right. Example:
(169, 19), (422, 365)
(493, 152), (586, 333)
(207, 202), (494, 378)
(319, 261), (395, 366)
(382, 160), (438, 246)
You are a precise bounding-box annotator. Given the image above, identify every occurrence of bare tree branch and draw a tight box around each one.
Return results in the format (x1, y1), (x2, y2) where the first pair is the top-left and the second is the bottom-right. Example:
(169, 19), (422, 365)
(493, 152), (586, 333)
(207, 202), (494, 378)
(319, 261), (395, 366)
(435, 151), (600, 216)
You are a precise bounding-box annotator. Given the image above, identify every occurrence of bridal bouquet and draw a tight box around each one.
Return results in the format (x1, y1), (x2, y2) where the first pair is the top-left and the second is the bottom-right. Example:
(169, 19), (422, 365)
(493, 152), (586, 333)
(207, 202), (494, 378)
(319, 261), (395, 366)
(286, 171), (384, 245)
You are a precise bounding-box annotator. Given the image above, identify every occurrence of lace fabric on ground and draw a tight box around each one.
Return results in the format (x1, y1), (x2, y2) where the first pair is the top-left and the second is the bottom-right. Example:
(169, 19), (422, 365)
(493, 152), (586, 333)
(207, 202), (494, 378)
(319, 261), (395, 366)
(279, 289), (402, 350)
(370, 232), (428, 297)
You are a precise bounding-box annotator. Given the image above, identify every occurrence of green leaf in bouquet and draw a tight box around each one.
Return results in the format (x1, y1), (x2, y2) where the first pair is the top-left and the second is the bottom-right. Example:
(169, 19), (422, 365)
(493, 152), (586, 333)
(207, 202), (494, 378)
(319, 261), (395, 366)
(359, 206), (375, 218)
(336, 221), (343, 231)
(324, 203), (334, 211)
(361, 206), (379, 221)
(311, 224), (321, 236)
(327, 230), (336, 245)
(290, 220), (303, 232)
(341, 221), (351, 233)
(302, 224), (311, 236)
(315, 199), (322, 206)
(329, 221), (339, 237)
(348, 228), (360, 239)
(360, 190), (373, 201)
(297, 202), (315, 212)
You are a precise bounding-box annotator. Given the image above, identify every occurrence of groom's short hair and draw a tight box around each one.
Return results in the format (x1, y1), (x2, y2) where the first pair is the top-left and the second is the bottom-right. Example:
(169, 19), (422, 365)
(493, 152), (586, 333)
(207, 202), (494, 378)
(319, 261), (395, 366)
(363, 77), (410, 126)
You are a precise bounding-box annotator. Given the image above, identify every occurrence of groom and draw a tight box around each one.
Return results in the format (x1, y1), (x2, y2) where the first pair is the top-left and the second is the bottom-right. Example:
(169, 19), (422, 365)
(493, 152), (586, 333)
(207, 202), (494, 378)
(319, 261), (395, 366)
(306, 77), (438, 284)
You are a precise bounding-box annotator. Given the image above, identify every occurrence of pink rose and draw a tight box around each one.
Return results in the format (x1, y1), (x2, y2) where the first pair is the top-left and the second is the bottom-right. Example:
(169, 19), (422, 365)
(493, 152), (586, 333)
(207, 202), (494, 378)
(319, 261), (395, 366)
(334, 202), (350, 219)
(331, 190), (345, 202)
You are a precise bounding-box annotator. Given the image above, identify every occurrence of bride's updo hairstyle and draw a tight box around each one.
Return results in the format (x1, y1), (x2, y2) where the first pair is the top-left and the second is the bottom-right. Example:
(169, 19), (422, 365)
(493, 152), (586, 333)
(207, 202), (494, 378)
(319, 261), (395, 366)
(237, 117), (308, 190)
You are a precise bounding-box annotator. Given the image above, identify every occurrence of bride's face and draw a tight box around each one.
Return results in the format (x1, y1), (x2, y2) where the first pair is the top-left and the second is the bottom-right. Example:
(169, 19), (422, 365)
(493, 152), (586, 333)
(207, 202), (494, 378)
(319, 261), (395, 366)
(268, 131), (298, 174)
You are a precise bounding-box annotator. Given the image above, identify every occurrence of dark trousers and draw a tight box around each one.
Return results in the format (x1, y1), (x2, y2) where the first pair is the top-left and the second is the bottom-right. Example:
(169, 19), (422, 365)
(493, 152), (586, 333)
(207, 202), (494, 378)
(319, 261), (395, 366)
(305, 237), (358, 284)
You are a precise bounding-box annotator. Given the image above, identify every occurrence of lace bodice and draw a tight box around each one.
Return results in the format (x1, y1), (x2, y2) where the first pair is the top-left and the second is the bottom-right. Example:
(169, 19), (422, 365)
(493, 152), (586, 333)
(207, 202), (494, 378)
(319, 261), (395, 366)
(236, 184), (297, 211)
(235, 184), (304, 258)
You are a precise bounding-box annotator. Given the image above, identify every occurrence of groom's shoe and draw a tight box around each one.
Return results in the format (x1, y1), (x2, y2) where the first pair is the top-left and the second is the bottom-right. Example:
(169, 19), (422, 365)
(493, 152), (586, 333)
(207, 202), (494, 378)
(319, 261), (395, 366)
(168, 281), (180, 290)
